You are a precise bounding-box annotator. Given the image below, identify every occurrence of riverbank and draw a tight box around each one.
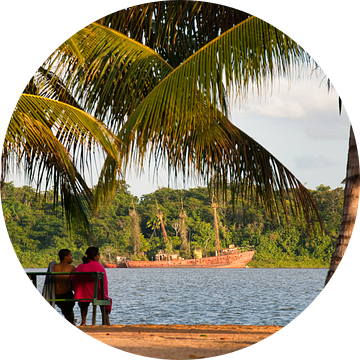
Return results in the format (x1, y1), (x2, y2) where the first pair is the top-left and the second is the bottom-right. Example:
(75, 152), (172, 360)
(249, 259), (329, 268)
(24, 261), (330, 269)
(80, 324), (282, 359)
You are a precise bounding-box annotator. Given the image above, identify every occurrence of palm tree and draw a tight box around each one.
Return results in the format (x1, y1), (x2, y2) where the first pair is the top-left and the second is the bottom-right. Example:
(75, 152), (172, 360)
(325, 126), (359, 284)
(3, 1), (322, 238)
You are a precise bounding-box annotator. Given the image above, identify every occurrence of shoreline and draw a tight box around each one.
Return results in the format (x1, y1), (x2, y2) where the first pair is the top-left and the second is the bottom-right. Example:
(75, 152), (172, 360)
(79, 324), (282, 359)
(24, 265), (329, 269)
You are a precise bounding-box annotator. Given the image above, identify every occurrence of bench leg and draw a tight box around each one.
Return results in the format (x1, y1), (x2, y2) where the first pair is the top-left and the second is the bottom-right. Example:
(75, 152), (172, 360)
(92, 305), (107, 325)
(92, 275), (100, 326)
(92, 303), (97, 326)
(101, 306), (107, 325)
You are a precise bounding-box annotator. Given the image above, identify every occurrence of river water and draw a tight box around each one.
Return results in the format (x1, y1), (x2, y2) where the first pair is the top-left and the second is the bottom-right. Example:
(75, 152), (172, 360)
(26, 268), (327, 326)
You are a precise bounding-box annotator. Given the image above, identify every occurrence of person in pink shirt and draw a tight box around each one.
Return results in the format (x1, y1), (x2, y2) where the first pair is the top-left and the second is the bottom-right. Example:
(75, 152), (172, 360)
(72, 247), (112, 326)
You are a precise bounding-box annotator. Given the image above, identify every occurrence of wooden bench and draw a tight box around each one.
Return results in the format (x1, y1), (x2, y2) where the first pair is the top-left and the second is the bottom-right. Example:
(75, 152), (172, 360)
(27, 271), (111, 325)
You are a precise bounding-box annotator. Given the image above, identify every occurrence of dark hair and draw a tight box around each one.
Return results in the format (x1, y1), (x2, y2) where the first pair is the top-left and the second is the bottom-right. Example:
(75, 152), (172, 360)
(58, 249), (71, 261)
(82, 247), (99, 263)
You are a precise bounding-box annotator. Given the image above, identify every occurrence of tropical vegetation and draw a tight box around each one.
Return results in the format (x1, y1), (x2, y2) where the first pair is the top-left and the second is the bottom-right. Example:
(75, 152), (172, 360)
(2, 182), (342, 268)
(2, 2), (355, 280)
(2, 1), (321, 240)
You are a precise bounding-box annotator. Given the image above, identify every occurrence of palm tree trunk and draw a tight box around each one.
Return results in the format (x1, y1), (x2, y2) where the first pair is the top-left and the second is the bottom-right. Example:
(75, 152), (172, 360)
(325, 126), (359, 285)
(212, 202), (221, 255)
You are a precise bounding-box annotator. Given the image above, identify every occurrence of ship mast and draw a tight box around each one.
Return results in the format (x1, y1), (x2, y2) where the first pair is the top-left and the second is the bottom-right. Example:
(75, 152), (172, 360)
(129, 199), (136, 215)
(179, 198), (190, 258)
(156, 198), (168, 243)
(179, 198), (187, 227)
(129, 199), (141, 255)
(211, 194), (220, 256)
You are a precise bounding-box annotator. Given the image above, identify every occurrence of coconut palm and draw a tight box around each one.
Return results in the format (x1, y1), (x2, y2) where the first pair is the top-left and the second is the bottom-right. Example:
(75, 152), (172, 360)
(325, 126), (359, 284)
(3, 1), (322, 237)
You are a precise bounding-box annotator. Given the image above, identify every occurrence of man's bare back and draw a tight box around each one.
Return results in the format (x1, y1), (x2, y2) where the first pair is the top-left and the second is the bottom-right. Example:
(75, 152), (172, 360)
(52, 249), (76, 324)
(53, 261), (76, 294)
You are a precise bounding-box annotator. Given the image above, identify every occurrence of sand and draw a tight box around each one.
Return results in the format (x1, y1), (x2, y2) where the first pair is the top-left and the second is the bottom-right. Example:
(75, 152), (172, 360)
(80, 324), (282, 359)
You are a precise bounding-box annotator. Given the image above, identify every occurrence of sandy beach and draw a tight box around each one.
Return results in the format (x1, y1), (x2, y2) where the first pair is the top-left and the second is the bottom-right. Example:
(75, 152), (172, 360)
(80, 324), (282, 359)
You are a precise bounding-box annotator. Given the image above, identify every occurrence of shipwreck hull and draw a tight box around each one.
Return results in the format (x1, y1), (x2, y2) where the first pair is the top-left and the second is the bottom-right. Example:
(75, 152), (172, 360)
(103, 263), (117, 268)
(123, 251), (254, 269)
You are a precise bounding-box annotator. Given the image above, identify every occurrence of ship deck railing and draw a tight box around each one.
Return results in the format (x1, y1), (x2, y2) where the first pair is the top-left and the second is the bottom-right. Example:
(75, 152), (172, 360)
(220, 245), (255, 253)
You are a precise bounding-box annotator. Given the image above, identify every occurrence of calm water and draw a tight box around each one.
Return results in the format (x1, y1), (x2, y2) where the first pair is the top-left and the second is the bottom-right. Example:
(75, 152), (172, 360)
(26, 268), (327, 326)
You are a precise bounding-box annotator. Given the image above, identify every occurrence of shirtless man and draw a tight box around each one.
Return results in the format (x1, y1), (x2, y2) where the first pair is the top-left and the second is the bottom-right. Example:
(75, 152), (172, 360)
(53, 249), (76, 324)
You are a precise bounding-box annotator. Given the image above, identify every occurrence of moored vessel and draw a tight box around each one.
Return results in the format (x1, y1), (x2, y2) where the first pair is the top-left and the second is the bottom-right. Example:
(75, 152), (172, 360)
(103, 197), (255, 269)
(124, 247), (254, 268)
(104, 246), (254, 269)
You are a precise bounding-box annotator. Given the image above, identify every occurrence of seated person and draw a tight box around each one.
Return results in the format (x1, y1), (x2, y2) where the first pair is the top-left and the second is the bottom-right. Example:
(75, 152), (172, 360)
(72, 247), (112, 326)
(53, 249), (76, 324)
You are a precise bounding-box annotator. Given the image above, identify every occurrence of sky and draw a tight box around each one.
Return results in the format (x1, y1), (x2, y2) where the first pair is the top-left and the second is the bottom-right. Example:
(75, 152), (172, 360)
(7, 73), (350, 198)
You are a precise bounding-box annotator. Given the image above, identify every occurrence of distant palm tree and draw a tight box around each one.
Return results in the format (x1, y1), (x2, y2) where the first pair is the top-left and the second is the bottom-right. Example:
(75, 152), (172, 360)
(3, 1), (322, 237)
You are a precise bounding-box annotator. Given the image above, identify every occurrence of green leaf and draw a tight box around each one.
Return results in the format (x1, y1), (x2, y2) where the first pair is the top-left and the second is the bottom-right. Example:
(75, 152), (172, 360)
(115, 15), (318, 231)
(3, 94), (120, 236)
(47, 22), (174, 132)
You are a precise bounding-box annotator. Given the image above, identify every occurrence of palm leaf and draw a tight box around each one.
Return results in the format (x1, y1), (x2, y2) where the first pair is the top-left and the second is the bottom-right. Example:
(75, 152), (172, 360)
(43, 22), (173, 132)
(118, 16), (318, 227)
(20, 22), (171, 211)
(4, 4), (321, 234)
(24, 66), (83, 110)
(98, 1), (250, 67)
(35, 38), (86, 98)
(119, 16), (311, 164)
(121, 16), (311, 136)
(120, 92), (321, 229)
(2, 94), (120, 235)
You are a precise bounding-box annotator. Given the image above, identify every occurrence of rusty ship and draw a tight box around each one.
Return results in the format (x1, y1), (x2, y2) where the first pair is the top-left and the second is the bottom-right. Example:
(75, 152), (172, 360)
(118, 246), (254, 268)
(103, 197), (255, 269)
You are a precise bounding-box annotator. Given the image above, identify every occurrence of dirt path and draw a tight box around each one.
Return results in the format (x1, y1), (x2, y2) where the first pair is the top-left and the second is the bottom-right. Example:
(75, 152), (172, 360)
(80, 324), (282, 359)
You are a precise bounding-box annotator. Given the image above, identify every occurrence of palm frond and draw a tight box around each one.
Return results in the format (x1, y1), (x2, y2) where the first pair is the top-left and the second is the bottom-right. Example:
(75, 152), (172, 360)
(120, 16), (311, 137)
(98, 1), (250, 67)
(11, 22), (173, 227)
(119, 15), (312, 169)
(43, 22), (174, 132)
(4, 4), (321, 235)
(115, 16), (318, 229)
(39, 66), (83, 108)
(2, 94), (120, 235)
(92, 156), (119, 213)
(36, 39), (85, 96)
(120, 93), (321, 230)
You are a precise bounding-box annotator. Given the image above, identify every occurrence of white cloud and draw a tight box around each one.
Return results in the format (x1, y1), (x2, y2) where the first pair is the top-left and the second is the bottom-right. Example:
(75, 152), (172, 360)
(235, 76), (342, 120)
(293, 154), (341, 169)
(240, 96), (306, 119)
(304, 123), (349, 140)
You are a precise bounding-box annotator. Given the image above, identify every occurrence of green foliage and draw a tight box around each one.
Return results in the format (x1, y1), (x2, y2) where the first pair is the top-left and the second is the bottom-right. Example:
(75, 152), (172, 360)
(2, 182), (342, 268)
(5, 3), (325, 255)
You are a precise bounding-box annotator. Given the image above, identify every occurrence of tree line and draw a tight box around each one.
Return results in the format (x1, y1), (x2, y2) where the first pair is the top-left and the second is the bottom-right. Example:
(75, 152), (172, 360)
(2, 181), (343, 268)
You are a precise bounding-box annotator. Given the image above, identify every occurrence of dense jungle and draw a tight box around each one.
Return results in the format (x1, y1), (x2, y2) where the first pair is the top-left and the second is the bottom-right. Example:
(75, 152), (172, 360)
(2, 181), (342, 268)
